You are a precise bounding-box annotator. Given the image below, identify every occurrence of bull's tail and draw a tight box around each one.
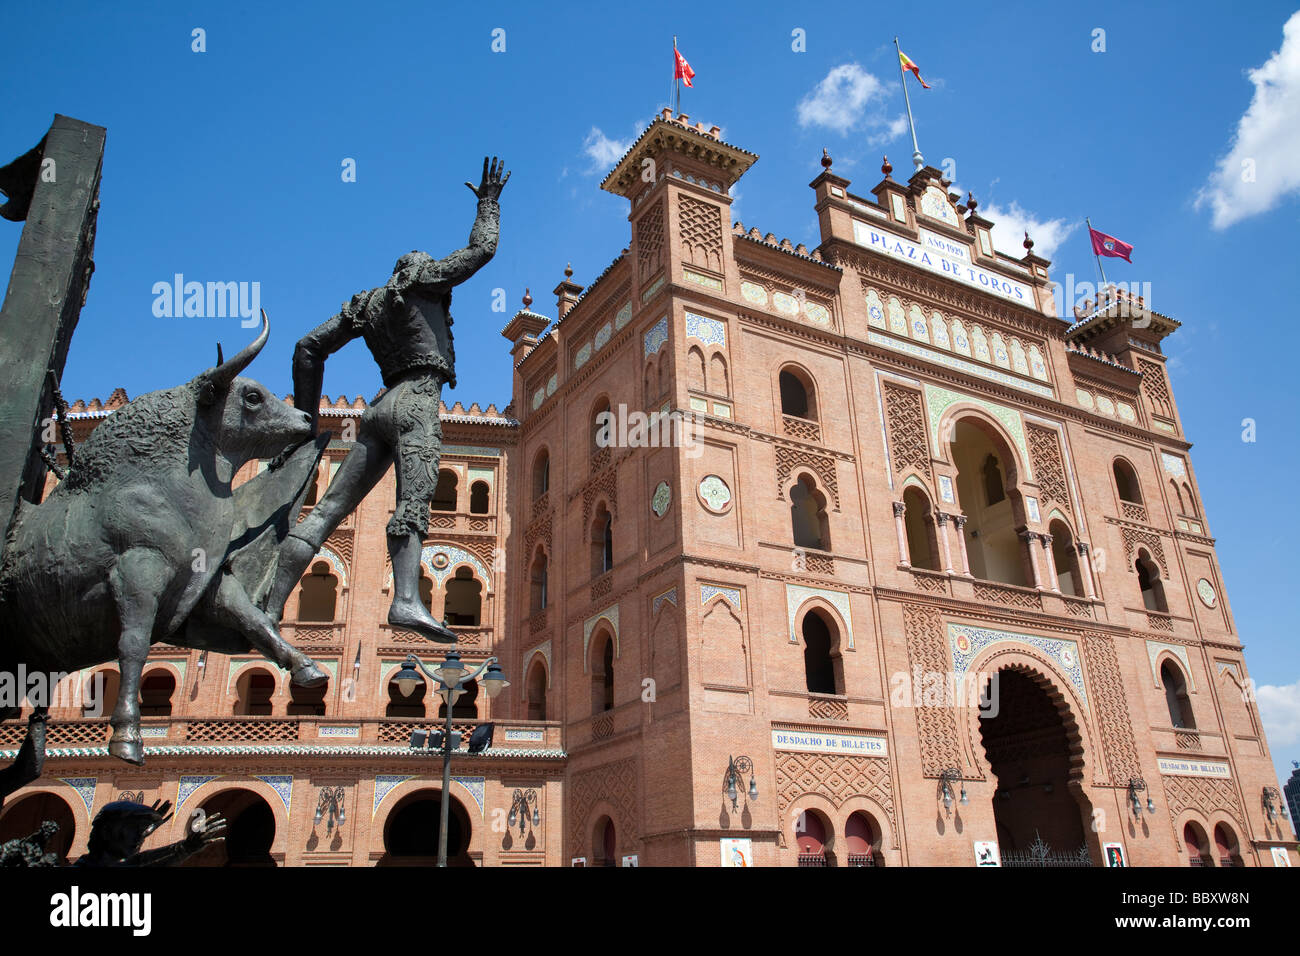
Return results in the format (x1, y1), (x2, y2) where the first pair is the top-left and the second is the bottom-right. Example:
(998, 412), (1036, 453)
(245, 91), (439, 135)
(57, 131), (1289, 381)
(0, 708), (48, 809)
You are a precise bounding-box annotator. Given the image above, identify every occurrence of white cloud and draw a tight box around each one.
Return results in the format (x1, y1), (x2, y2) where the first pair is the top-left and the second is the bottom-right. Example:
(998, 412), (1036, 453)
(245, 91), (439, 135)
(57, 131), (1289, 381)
(1258, 678), (1300, 750)
(581, 127), (632, 172)
(798, 63), (903, 140)
(1197, 11), (1300, 228)
(868, 115), (910, 147)
(979, 199), (1078, 261)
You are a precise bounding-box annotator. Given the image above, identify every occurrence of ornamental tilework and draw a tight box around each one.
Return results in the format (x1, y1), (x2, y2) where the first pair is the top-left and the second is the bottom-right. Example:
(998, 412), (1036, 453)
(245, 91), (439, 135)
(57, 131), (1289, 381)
(313, 545), (348, 586)
(594, 322), (612, 351)
(643, 316), (668, 358)
(319, 726), (361, 738)
(546, 373), (558, 396)
(177, 775), (222, 812)
(527, 639), (553, 689)
(59, 777), (97, 817)
(685, 311), (725, 347)
(575, 342), (592, 370)
(948, 623), (1088, 710)
(615, 301), (633, 329)
(1161, 453), (1187, 478)
(700, 584), (741, 610)
(924, 383), (1029, 464)
(870, 333), (1054, 399)
(1146, 641), (1196, 691)
(254, 775), (293, 812)
(652, 587), (678, 615)
(786, 584), (854, 649)
(372, 775), (415, 817)
(452, 776), (486, 818)
(415, 545), (491, 588)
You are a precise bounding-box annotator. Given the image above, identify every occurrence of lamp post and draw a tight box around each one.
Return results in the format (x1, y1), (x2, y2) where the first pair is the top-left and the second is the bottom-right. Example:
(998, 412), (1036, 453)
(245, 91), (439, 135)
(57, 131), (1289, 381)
(939, 768), (968, 813)
(1127, 777), (1156, 819)
(391, 651), (508, 867)
(509, 788), (540, 836)
(723, 755), (758, 812)
(314, 785), (346, 833)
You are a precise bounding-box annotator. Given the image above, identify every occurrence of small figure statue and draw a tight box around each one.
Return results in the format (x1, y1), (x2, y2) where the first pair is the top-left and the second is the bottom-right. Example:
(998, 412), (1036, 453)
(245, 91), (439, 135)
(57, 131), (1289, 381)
(0, 820), (61, 867)
(265, 157), (510, 642)
(75, 799), (227, 867)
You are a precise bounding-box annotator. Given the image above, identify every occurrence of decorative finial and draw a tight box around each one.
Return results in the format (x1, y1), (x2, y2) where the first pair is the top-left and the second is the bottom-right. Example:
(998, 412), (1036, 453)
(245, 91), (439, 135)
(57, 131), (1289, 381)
(1023, 231), (1034, 252)
(881, 155), (893, 176)
(821, 148), (833, 170)
(966, 191), (977, 213)
(522, 288), (533, 309)
(564, 262), (573, 279)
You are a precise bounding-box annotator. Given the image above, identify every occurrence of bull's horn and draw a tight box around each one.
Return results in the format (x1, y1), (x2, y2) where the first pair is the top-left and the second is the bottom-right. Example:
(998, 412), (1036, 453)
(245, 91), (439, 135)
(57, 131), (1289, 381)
(205, 310), (269, 392)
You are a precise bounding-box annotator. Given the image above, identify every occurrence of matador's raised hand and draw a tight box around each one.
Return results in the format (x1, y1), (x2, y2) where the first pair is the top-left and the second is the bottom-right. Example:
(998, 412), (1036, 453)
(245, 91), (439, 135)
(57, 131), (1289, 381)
(465, 156), (510, 201)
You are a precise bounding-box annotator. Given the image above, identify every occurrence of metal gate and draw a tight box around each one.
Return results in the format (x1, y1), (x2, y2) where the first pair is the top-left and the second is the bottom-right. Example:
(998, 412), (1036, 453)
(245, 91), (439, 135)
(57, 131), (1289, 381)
(1000, 831), (1094, 868)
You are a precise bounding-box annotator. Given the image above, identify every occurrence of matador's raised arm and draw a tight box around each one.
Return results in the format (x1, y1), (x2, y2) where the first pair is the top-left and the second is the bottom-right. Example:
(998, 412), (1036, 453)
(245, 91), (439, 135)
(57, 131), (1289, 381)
(410, 156), (510, 290)
(292, 292), (372, 434)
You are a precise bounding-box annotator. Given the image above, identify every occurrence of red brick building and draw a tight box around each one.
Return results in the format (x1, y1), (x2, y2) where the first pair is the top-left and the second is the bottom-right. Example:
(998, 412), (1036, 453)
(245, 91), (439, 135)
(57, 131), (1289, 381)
(2, 111), (1295, 867)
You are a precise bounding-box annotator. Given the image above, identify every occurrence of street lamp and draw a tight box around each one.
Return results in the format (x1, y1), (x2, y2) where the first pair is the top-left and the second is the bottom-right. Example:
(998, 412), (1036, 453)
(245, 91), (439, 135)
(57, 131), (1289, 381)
(314, 785), (346, 833)
(939, 768), (968, 812)
(391, 651), (509, 867)
(723, 755), (758, 812)
(1128, 777), (1156, 819)
(1263, 787), (1288, 825)
(508, 788), (540, 836)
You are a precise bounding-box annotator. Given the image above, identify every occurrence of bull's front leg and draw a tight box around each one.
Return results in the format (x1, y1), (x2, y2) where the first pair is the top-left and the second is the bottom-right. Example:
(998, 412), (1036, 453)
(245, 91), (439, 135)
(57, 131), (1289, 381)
(107, 549), (171, 765)
(211, 570), (326, 687)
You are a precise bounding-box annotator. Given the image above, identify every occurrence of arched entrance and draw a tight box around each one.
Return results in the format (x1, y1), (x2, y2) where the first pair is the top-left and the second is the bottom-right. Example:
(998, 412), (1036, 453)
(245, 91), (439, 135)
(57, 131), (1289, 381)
(379, 789), (474, 866)
(979, 668), (1094, 865)
(182, 788), (277, 866)
(0, 791), (77, 863)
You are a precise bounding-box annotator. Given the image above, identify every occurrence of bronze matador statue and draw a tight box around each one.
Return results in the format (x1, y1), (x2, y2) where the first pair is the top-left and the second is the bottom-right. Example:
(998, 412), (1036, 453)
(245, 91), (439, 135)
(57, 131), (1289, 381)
(266, 157), (509, 642)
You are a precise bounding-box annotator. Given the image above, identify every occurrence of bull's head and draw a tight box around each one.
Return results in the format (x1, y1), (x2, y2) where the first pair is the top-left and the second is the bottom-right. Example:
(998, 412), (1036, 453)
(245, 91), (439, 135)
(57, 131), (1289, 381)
(195, 310), (313, 464)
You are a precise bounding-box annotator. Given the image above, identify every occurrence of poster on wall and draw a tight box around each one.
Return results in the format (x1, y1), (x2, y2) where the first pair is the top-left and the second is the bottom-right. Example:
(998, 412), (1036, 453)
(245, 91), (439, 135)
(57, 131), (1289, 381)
(1272, 847), (1292, 867)
(570, 857), (586, 867)
(621, 854), (639, 867)
(1103, 843), (1127, 867)
(721, 838), (753, 867)
(974, 841), (1000, 867)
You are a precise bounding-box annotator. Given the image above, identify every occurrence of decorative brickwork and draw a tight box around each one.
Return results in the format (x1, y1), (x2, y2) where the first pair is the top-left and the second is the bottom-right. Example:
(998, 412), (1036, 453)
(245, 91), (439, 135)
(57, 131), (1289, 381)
(569, 757), (638, 856)
(636, 200), (664, 281)
(973, 581), (1043, 610)
(1121, 526), (1169, 577)
(1026, 423), (1070, 515)
(781, 414), (821, 443)
(775, 751), (896, 836)
(1162, 775), (1246, 835)
(883, 382), (931, 479)
(776, 444), (839, 510)
(678, 194), (724, 273)
(1081, 633), (1142, 784)
(902, 604), (965, 778)
(1138, 358), (1174, 420)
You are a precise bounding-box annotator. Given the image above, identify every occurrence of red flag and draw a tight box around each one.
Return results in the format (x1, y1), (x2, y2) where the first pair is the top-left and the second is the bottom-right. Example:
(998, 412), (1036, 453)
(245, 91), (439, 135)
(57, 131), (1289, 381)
(898, 49), (931, 89)
(1089, 227), (1133, 263)
(674, 46), (695, 87)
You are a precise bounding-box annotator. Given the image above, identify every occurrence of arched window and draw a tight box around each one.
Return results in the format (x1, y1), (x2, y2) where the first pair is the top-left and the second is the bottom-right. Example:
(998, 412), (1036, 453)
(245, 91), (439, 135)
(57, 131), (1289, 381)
(779, 368), (817, 420)
(431, 470), (458, 511)
(1113, 459), (1142, 504)
(1184, 822), (1212, 867)
(418, 574), (434, 612)
(902, 488), (939, 571)
(591, 632), (615, 713)
(533, 449), (550, 499)
(303, 463), (320, 507)
(530, 548), (549, 612)
(139, 670), (175, 717)
(591, 504), (613, 577)
(1170, 480), (1184, 514)
(644, 363), (657, 405)
(658, 350), (671, 398)
(235, 670), (276, 716)
(592, 397), (612, 454)
(386, 674), (425, 718)
(526, 660), (548, 721)
(438, 678), (478, 719)
(1136, 549), (1167, 612)
(795, 808), (832, 866)
(287, 680), (327, 716)
(1161, 660), (1195, 729)
(83, 668), (120, 720)
(950, 419), (1026, 586)
(297, 561), (338, 622)
(687, 346), (706, 393)
(1049, 519), (1082, 596)
(790, 475), (830, 551)
(469, 480), (490, 514)
(594, 816), (617, 868)
(845, 811), (882, 867)
(709, 353), (729, 396)
(1182, 482), (1197, 517)
(443, 567), (482, 626)
(1214, 824), (1243, 867)
(802, 611), (840, 695)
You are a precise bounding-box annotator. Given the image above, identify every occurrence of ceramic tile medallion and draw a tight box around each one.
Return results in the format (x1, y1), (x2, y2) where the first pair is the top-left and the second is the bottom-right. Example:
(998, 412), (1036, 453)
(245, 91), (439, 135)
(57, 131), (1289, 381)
(685, 311), (726, 347)
(698, 474), (732, 513)
(938, 475), (954, 503)
(643, 316), (669, 358)
(1025, 496), (1040, 523)
(1196, 578), (1217, 608)
(651, 480), (672, 518)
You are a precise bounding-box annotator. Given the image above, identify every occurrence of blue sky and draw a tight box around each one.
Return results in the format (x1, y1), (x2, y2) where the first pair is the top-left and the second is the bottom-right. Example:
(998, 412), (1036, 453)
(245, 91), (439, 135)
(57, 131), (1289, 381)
(2, 2), (1297, 785)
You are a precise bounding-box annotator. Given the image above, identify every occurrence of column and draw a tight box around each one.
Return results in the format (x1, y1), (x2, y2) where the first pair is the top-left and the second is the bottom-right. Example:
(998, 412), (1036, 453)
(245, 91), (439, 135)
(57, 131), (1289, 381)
(1022, 530), (1043, 589)
(1040, 532), (1060, 592)
(951, 514), (972, 576)
(935, 512), (954, 574)
(1077, 542), (1097, 600)
(892, 501), (909, 567)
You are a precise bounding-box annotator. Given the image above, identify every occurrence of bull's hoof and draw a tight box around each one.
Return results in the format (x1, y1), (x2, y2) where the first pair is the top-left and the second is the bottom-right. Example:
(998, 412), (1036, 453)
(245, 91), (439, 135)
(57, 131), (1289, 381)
(388, 600), (458, 643)
(290, 661), (329, 687)
(109, 736), (144, 766)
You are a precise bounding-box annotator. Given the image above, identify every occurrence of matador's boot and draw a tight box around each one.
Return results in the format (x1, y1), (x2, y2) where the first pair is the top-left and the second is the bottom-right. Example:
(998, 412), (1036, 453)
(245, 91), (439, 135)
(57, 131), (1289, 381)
(387, 531), (458, 643)
(264, 532), (318, 626)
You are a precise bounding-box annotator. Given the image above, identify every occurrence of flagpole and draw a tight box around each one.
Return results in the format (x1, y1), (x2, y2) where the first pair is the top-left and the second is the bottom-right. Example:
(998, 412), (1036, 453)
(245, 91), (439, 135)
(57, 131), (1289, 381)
(894, 37), (924, 172)
(673, 35), (680, 115)
(1086, 216), (1109, 289)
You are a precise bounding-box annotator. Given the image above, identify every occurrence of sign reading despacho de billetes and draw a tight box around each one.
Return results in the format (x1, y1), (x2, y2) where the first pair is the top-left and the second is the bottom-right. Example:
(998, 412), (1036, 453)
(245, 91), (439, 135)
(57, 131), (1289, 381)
(1157, 757), (1232, 779)
(771, 729), (887, 756)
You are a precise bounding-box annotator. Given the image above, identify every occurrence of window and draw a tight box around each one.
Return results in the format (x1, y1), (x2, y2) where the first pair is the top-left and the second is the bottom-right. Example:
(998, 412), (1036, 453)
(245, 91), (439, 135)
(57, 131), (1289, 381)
(802, 611), (840, 695)
(138, 670), (175, 717)
(386, 675), (425, 718)
(1161, 660), (1195, 729)
(591, 504), (613, 577)
(1214, 824), (1243, 867)
(83, 668), (120, 719)
(235, 670), (275, 716)
(443, 567), (482, 626)
(1184, 822), (1211, 867)
(533, 449), (550, 499)
(790, 475), (830, 551)
(903, 488), (939, 571)
(526, 660), (548, 721)
(287, 681), (327, 716)
(303, 463), (320, 506)
(438, 678), (478, 719)
(530, 549), (549, 612)
(297, 561), (338, 622)
(1049, 519), (1082, 596)
(592, 398), (611, 454)
(950, 419), (1026, 586)
(845, 811), (882, 867)
(982, 454), (1006, 505)
(431, 470), (458, 511)
(1113, 459), (1142, 504)
(1136, 550), (1167, 612)
(591, 632), (615, 713)
(779, 368), (817, 420)
(1182, 482), (1197, 517)
(469, 480), (490, 514)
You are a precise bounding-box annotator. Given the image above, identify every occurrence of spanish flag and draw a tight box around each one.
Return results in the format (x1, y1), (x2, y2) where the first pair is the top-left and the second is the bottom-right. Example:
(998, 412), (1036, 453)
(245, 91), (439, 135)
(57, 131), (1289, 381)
(899, 49), (931, 89)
